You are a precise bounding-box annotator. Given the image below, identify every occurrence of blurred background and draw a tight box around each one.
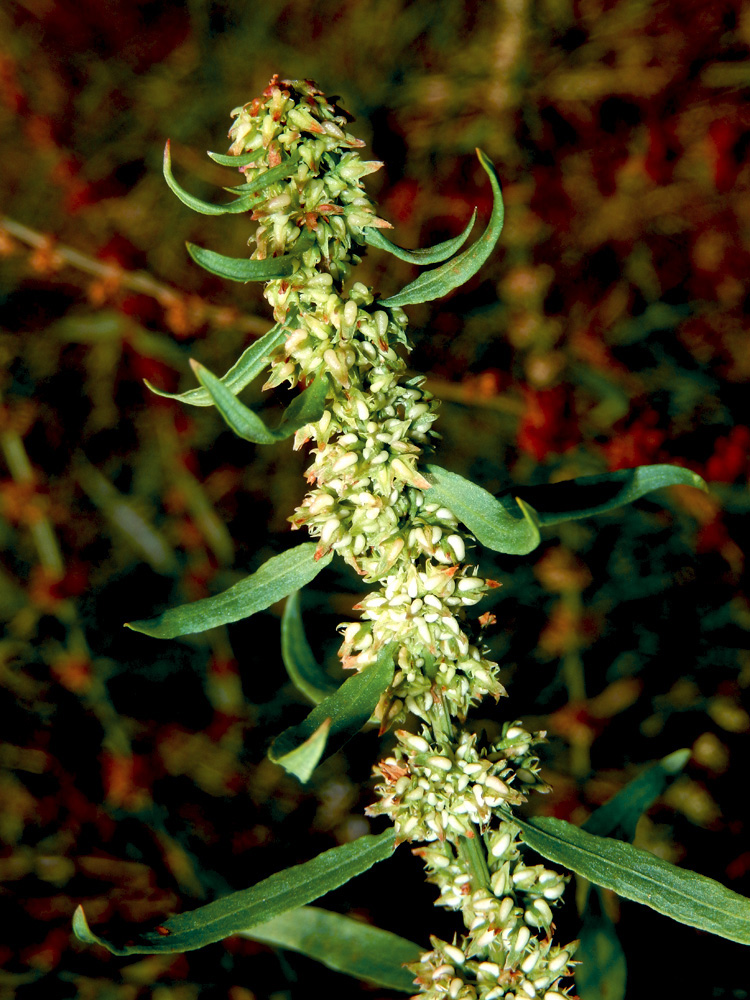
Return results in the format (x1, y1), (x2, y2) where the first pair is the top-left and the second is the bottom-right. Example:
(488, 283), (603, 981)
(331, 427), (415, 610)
(1, 1), (749, 998)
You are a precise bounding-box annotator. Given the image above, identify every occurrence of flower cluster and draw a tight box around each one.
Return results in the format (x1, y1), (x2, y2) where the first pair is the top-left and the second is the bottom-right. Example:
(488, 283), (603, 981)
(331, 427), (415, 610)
(367, 722), (548, 843)
(223, 76), (576, 1000)
(408, 932), (576, 1000)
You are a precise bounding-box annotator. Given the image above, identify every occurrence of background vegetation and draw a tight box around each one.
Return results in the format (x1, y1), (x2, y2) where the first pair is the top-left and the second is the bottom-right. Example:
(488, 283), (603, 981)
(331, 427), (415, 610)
(1, 1), (748, 998)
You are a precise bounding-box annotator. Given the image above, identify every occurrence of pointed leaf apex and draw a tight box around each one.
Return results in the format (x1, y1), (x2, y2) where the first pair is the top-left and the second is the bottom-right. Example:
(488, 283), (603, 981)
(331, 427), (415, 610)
(73, 905), (98, 945)
(189, 358), (203, 374)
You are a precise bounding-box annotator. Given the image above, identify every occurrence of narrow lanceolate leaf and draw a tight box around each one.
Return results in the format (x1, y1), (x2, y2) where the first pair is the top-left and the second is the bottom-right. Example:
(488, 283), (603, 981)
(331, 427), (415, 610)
(207, 149), (264, 167)
(192, 362), (328, 445)
(425, 464), (541, 556)
(126, 543), (333, 639)
(186, 230), (315, 283)
(583, 748), (690, 842)
(164, 141), (265, 216)
(380, 150), (503, 307)
(144, 321), (288, 406)
(243, 906), (421, 992)
(281, 591), (339, 704)
(73, 829), (396, 956)
(363, 209), (477, 265)
(208, 150), (304, 178)
(516, 815), (750, 945)
(504, 465), (709, 528)
(270, 644), (397, 783)
(213, 150), (304, 191)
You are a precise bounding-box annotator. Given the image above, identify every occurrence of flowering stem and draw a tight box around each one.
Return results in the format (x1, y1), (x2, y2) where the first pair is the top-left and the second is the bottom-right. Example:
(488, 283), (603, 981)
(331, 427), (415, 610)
(459, 829), (492, 893)
(175, 76), (577, 1000)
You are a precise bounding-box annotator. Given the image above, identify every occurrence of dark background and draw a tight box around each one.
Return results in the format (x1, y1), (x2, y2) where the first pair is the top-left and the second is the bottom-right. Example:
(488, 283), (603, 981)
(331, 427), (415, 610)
(1, 1), (749, 998)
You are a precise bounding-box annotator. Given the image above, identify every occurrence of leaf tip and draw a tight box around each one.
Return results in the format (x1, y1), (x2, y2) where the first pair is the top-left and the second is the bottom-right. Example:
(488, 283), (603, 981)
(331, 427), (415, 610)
(73, 904), (97, 945)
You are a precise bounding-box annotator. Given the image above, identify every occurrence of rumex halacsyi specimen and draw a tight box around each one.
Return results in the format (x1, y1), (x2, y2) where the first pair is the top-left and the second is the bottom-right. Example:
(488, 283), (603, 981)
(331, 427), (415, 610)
(207, 76), (577, 1000)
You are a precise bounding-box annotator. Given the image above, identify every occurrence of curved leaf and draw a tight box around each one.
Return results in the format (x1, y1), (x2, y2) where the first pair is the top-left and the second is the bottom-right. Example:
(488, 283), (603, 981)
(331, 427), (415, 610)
(281, 591), (339, 704)
(73, 829), (396, 956)
(163, 141), (263, 216)
(363, 209), (477, 265)
(191, 361), (328, 445)
(504, 465), (709, 528)
(270, 643), (397, 783)
(516, 816), (750, 945)
(583, 748), (690, 842)
(207, 150), (264, 167)
(243, 905), (421, 992)
(425, 464), (541, 556)
(215, 150), (304, 192)
(144, 321), (287, 407)
(186, 241), (308, 283)
(380, 150), (503, 307)
(126, 542), (333, 639)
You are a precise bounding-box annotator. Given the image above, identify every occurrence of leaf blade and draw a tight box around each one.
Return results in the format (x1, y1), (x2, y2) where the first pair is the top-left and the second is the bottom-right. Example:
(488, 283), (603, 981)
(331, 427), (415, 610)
(425, 464), (541, 555)
(506, 465), (709, 528)
(185, 242), (305, 283)
(242, 905), (421, 992)
(163, 141), (263, 216)
(144, 321), (288, 407)
(281, 591), (339, 704)
(126, 543), (333, 639)
(517, 816), (750, 945)
(73, 829), (397, 956)
(583, 748), (690, 841)
(269, 643), (397, 783)
(380, 150), (503, 307)
(191, 362), (328, 445)
(363, 209), (477, 264)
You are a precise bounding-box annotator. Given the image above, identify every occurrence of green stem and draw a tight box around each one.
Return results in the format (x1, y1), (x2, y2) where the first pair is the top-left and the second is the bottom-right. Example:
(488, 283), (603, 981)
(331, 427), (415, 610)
(458, 827), (492, 893)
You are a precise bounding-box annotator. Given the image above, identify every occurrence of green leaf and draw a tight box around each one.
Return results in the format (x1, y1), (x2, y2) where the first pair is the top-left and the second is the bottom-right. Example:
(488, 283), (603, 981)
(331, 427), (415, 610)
(281, 591), (339, 704)
(126, 542), (333, 639)
(73, 829), (396, 956)
(425, 464), (541, 556)
(270, 643), (397, 783)
(380, 150), (503, 307)
(207, 150), (264, 166)
(144, 321), (288, 407)
(186, 239), (312, 283)
(191, 361), (328, 445)
(363, 209), (477, 264)
(583, 748), (690, 842)
(242, 905), (421, 992)
(504, 465), (709, 528)
(214, 150), (304, 190)
(576, 889), (627, 1000)
(163, 141), (264, 216)
(575, 751), (689, 997)
(516, 815), (750, 945)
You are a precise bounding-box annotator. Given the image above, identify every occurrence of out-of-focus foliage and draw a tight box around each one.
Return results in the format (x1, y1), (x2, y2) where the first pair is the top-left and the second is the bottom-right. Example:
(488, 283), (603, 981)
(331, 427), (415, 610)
(0, 2), (748, 998)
